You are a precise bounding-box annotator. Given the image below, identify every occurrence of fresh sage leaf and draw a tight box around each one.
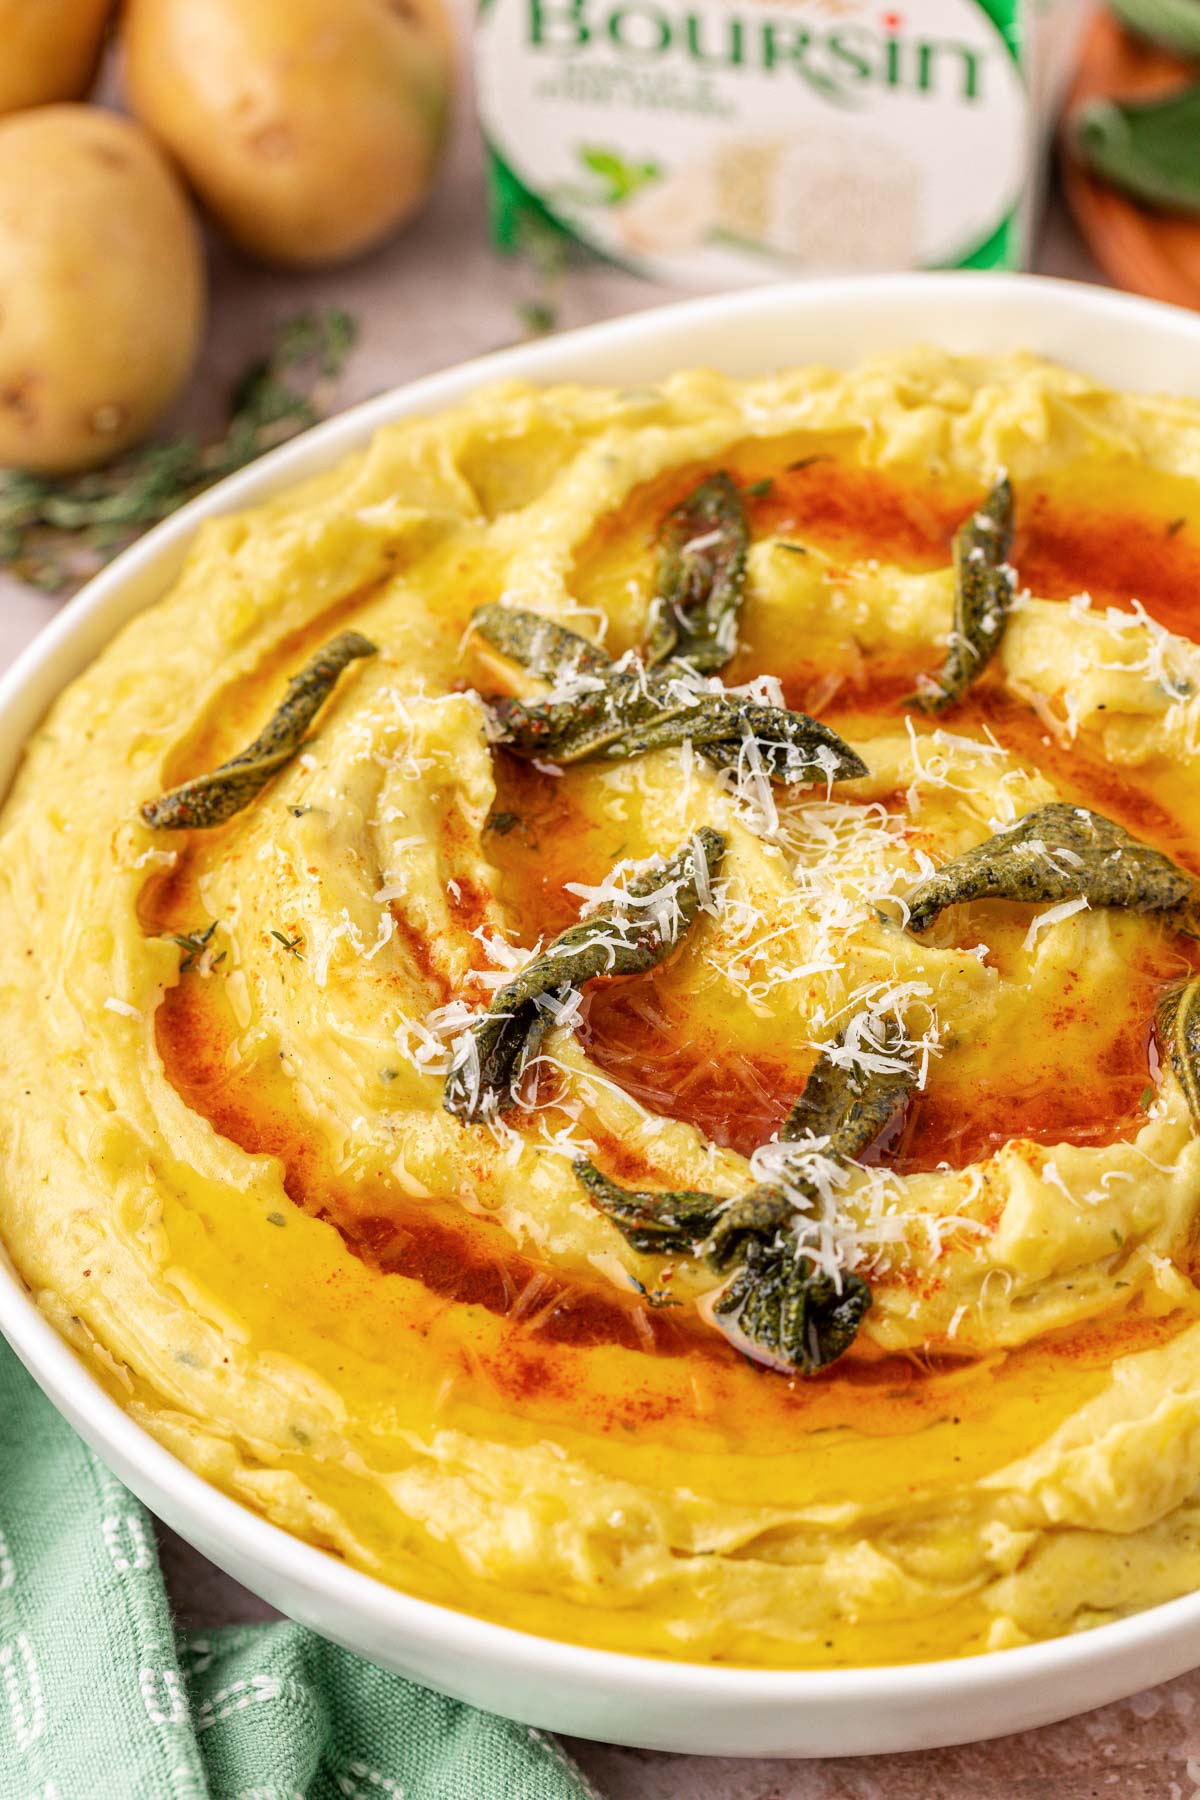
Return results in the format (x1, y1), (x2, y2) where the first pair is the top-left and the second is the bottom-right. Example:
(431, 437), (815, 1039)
(141, 630), (377, 830)
(645, 472), (749, 673)
(1108, 0), (1200, 53)
(444, 827), (726, 1121)
(1075, 84), (1200, 218)
(906, 803), (1193, 934)
(913, 476), (1015, 713)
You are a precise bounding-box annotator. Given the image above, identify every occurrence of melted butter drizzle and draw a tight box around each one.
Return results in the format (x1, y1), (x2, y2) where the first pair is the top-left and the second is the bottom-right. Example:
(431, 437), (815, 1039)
(150, 968), (722, 1364)
(147, 979), (1200, 1437)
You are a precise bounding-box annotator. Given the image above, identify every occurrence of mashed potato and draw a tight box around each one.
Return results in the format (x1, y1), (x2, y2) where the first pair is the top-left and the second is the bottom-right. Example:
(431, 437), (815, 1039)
(2, 349), (1200, 1666)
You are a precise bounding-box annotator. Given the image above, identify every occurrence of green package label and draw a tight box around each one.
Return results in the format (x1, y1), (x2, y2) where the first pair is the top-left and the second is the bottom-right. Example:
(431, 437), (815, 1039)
(476, 0), (1084, 282)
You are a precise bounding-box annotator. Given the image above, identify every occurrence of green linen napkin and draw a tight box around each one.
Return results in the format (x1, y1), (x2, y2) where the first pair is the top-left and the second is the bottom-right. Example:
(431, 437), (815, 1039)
(0, 1342), (602, 1800)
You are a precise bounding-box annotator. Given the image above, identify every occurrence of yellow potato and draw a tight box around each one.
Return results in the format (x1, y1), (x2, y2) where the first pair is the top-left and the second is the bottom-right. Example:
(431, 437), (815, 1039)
(0, 107), (205, 474)
(123, 0), (454, 268)
(0, 0), (114, 116)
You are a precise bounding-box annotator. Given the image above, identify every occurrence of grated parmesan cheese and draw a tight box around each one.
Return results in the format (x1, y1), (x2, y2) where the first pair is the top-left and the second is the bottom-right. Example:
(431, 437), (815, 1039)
(1023, 895), (1090, 951)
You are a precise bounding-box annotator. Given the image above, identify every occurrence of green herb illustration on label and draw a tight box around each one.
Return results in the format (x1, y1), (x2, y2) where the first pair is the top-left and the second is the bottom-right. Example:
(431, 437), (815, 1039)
(576, 145), (663, 206)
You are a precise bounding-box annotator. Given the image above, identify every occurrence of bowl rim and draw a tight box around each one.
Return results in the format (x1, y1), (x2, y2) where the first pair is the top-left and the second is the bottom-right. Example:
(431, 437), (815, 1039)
(5, 268), (1200, 1721)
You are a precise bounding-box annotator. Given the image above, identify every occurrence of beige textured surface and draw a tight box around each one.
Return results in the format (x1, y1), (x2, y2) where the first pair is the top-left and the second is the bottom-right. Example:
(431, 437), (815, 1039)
(6, 22), (1199, 1795)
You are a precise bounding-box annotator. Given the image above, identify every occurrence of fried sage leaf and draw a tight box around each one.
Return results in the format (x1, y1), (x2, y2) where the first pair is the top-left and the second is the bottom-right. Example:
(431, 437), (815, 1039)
(572, 1010), (917, 1374)
(471, 602), (867, 783)
(704, 1186), (797, 1271)
(645, 472), (749, 673)
(1156, 979), (1200, 1129)
(705, 1027), (914, 1272)
(487, 666), (866, 781)
(690, 702), (867, 783)
(578, 1019), (909, 1264)
(572, 1161), (722, 1255)
(713, 1240), (872, 1376)
(781, 1020), (915, 1160)
(906, 803), (1193, 935)
(913, 476), (1015, 714)
(470, 603), (611, 682)
(444, 827), (726, 1121)
(576, 1157), (871, 1376)
(142, 630), (377, 830)
(576, 1164), (793, 1264)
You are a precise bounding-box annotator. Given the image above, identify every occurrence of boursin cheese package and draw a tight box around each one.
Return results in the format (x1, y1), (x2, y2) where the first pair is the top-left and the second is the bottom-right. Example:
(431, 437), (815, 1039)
(476, 0), (1084, 284)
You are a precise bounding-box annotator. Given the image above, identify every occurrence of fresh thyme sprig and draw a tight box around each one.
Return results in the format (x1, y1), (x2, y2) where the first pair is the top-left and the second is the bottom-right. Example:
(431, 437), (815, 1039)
(169, 921), (225, 972)
(0, 309), (358, 593)
(512, 214), (569, 340)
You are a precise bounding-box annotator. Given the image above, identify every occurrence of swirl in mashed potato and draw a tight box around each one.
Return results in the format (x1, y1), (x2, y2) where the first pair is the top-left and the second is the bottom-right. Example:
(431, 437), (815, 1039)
(4, 349), (1200, 1667)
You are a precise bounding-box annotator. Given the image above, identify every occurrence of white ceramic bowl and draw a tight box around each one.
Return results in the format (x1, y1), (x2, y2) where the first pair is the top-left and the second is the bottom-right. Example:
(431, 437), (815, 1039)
(3, 273), (1200, 1759)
